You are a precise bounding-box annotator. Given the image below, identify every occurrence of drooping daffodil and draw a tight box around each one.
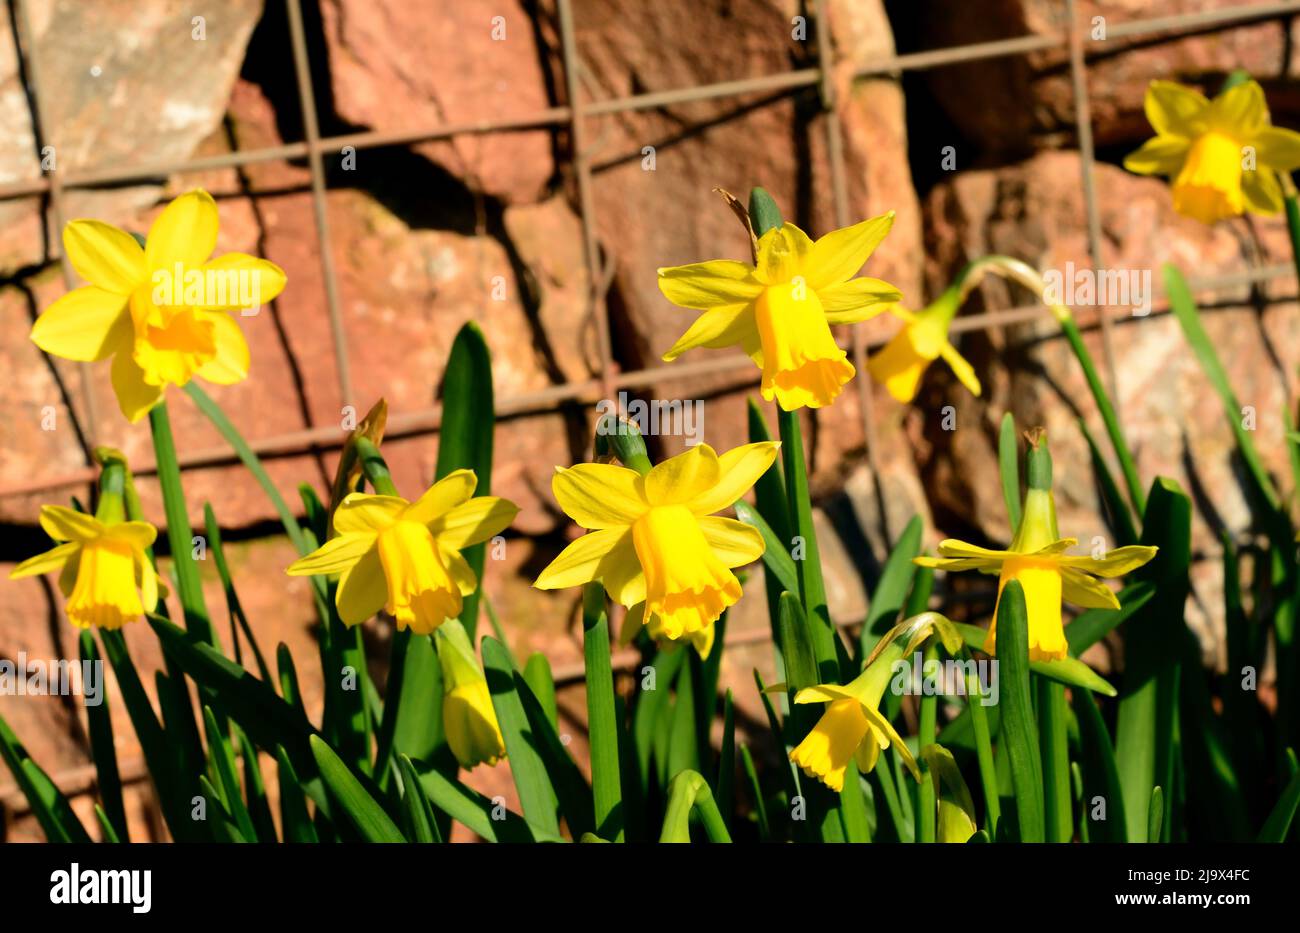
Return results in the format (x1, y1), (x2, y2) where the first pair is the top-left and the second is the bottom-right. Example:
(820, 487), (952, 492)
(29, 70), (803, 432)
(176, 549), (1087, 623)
(657, 213), (901, 410)
(29, 189), (287, 422)
(1124, 77), (1300, 225)
(10, 505), (160, 630)
(867, 284), (981, 404)
(534, 441), (779, 642)
(914, 431), (1156, 661)
(435, 620), (506, 770)
(286, 469), (518, 635)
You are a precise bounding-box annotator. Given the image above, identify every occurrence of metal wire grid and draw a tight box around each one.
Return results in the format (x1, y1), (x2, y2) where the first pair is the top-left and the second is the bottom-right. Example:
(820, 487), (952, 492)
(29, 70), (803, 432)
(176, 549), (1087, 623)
(3, 0), (1298, 504)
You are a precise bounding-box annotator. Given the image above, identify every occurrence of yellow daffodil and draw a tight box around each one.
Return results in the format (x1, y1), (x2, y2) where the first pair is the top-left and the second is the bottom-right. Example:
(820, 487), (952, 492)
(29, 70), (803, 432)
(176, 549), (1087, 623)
(436, 620), (506, 770)
(619, 601), (716, 659)
(915, 432), (1155, 661)
(868, 285), (980, 404)
(29, 189), (287, 422)
(1125, 78), (1300, 225)
(534, 441), (779, 641)
(789, 648), (920, 793)
(286, 470), (518, 635)
(10, 506), (159, 630)
(657, 215), (901, 410)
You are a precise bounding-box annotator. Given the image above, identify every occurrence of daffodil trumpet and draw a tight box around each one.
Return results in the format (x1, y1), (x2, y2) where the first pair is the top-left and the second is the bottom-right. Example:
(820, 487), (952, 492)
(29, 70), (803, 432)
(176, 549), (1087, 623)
(9, 453), (161, 630)
(1124, 76), (1300, 225)
(435, 620), (506, 769)
(656, 188), (902, 410)
(286, 441), (519, 635)
(534, 440), (779, 644)
(915, 431), (1156, 661)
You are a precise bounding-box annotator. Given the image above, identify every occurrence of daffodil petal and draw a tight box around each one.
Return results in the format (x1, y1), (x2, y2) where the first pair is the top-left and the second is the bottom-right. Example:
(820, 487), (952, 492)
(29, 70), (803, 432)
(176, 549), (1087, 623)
(199, 253), (287, 311)
(552, 463), (647, 529)
(1255, 125), (1300, 173)
(818, 276), (903, 323)
(334, 494), (407, 535)
(430, 496), (519, 550)
(39, 505), (103, 543)
(697, 516), (764, 568)
(110, 350), (165, 423)
(404, 470), (478, 526)
(793, 683), (858, 705)
(860, 703), (920, 781)
(597, 531), (645, 607)
(286, 533), (376, 575)
(1056, 544), (1157, 576)
(62, 220), (147, 293)
(534, 527), (626, 590)
(755, 223), (814, 284)
(335, 545), (388, 625)
(137, 557), (159, 613)
(939, 341), (982, 397)
(9, 542), (78, 578)
(912, 555), (998, 572)
(933, 539), (1018, 561)
(618, 602), (647, 647)
(442, 545), (479, 596)
(644, 444), (721, 507)
(193, 311), (250, 385)
(146, 190), (219, 272)
(1060, 567), (1120, 610)
(103, 521), (158, 551)
(662, 304), (756, 361)
(30, 287), (131, 362)
(1122, 135), (1190, 176)
(1143, 80), (1209, 137)
(804, 212), (894, 289)
(657, 259), (763, 310)
(1207, 80), (1267, 136)
(1242, 166), (1284, 215)
(685, 441), (780, 516)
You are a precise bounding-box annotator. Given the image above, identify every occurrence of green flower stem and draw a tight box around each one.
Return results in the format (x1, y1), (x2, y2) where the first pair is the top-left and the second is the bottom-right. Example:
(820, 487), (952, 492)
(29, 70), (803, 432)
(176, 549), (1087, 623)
(148, 400), (214, 646)
(1039, 677), (1073, 842)
(659, 770), (732, 843)
(962, 649), (1000, 836)
(1285, 188), (1300, 291)
(583, 584), (624, 841)
(916, 641), (938, 843)
(354, 437), (400, 496)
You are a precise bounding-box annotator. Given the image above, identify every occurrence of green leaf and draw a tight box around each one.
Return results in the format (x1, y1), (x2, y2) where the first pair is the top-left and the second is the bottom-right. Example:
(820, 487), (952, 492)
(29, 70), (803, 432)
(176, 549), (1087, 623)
(739, 744), (771, 840)
(274, 745), (319, 842)
(734, 500), (798, 595)
(396, 753), (443, 843)
(481, 636), (562, 837)
(436, 321), (496, 640)
(199, 775), (248, 843)
(310, 735), (405, 842)
(1147, 786), (1165, 843)
(777, 592), (819, 693)
(0, 713), (92, 842)
(716, 689), (736, 832)
(864, 514), (923, 641)
(276, 642), (306, 716)
(998, 412), (1022, 530)
(416, 765), (560, 842)
(1079, 419), (1138, 546)
(79, 631), (126, 841)
(1074, 689), (1127, 843)
(1065, 582), (1156, 656)
(583, 585), (623, 840)
(522, 652), (558, 730)
(996, 580), (1044, 842)
(1116, 477), (1190, 842)
(236, 726), (278, 843)
(203, 705), (258, 842)
(954, 622), (1117, 696)
(94, 805), (121, 843)
(204, 503), (271, 682)
(1038, 678), (1073, 842)
(1257, 758), (1300, 842)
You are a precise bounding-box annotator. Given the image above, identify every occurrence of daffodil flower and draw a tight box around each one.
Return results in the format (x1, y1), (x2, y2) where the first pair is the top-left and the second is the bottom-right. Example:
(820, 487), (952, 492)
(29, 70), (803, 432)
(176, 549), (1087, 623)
(10, 506), (159, 630)
(915, 433), (1155, 661)
(1125, 78), (1300, 225)
(789, 650), (920, 793)
(435, 620), (506, 770)
(657, 215), (901, 410)
(534, 441), (779, 640)
(867, 285), (980, 404)
(29, 190), (287, 422)
(286, 470), (518, 635)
